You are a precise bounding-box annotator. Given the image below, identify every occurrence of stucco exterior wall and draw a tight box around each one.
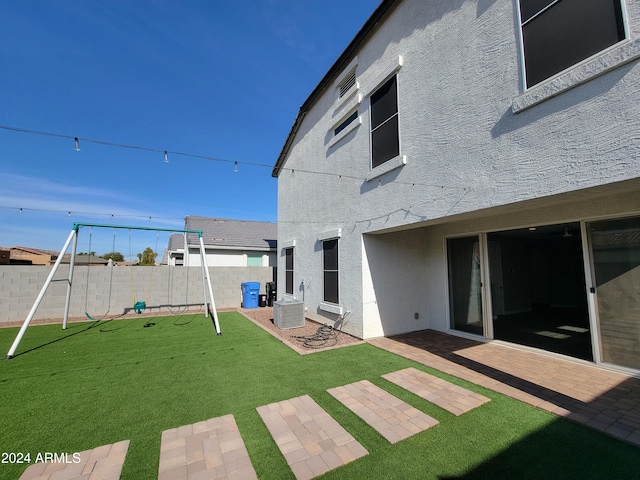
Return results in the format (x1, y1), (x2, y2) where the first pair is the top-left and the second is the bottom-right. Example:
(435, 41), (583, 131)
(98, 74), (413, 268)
(276, 0), (640, 338)
(361, 229), (430, 338)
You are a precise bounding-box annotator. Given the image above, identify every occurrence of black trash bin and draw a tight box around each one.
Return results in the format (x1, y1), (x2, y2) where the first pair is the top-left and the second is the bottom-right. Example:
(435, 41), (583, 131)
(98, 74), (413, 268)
(266, 282), (277, 307)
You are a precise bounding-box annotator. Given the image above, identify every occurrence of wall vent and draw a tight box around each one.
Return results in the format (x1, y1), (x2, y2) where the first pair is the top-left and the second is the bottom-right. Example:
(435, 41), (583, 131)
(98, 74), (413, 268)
(339, 70), (356, 98)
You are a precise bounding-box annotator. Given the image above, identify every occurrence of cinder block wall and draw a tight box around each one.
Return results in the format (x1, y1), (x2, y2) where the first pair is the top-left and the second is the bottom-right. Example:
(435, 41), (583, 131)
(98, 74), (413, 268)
(0, 266), (274, 323)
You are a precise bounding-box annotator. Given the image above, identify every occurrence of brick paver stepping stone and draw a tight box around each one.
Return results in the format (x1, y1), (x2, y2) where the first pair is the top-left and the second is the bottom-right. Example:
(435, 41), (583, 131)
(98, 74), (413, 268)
(158, 414), (257, 480)
(19, 440), (130, 480)
(257, 394), (368, 480)
(382, 367), (491, 416)
(327, 380), (439, 444)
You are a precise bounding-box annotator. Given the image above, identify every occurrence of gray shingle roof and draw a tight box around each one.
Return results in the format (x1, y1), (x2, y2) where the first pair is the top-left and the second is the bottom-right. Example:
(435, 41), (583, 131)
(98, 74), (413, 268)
(184, 216), (277, 250)
(167, 233), (186, 251)
(60, 254), (109, 265)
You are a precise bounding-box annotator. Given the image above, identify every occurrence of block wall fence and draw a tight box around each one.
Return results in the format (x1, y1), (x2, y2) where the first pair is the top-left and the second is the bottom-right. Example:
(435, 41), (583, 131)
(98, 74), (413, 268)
(0, 265), (275, 324)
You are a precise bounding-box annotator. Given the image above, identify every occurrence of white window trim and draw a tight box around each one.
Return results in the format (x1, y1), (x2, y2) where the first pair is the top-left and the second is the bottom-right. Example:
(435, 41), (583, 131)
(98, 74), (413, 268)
(319, 302), (344, 315)
(334, 88), (361, 119)
(334, 81), (360, 113)
(361, 55), (403, 98)
(364, 57), (405, 180)
(318, 228), (342, 241)
(513, 1), (638, 113)
(333, 86), (362, 121)
(366, 154), (407, 181)
(319, 231), (341, 311)
(282, 239), (296, 248)
(329, 111), (362, 148)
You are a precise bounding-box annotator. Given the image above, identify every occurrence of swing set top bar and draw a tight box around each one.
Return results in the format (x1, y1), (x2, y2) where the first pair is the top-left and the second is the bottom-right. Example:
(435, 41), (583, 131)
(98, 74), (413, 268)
(72, 223), (203, 237)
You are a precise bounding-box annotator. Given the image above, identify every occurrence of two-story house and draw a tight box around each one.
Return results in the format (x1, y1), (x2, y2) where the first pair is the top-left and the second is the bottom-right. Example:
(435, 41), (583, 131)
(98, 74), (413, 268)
(273, 0), (640, 373)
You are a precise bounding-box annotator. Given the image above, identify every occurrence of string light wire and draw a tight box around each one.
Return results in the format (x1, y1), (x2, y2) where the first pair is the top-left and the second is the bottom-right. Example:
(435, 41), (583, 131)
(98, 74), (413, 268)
(0, 123), (450, 189)
(0, 125), (470, 242)
(0, 124), (272, 169)
(0, 205), (184, 222)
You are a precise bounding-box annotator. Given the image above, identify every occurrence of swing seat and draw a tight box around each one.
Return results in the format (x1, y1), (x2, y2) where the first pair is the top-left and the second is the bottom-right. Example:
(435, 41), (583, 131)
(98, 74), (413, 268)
(134, 301), (146, 314)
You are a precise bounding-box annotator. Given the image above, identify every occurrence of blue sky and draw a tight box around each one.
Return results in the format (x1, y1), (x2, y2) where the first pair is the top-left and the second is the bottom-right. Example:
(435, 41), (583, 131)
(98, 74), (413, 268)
(0, 0), (380, 257)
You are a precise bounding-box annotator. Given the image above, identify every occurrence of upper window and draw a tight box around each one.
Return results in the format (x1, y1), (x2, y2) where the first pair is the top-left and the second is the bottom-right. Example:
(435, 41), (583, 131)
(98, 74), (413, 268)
(520, 0), (625, 88)
(285, 247), (294, 295)
(322, 239), (339, 304)
(370, 75), (399, 169)
(334, 111), (358, 136)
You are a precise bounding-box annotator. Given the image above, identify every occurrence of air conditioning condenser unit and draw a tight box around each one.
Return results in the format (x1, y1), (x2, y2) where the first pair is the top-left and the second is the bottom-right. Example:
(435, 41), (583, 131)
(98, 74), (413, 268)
(273, 299), (305, 329)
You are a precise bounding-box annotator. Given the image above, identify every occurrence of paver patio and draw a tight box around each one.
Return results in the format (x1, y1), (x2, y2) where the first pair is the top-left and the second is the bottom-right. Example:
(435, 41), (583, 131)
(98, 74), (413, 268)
(327, 380), (439, 444)
(256, 394), (368, 480)
(369, 330), (640, 446)
(158, 414), (257, 480)
(382, 367), (491, 416)
(19, 440), (130, 480)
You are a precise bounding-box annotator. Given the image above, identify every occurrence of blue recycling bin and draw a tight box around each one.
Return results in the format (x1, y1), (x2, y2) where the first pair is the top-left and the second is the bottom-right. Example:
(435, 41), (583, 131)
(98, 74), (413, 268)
(241, 282), (261, 309)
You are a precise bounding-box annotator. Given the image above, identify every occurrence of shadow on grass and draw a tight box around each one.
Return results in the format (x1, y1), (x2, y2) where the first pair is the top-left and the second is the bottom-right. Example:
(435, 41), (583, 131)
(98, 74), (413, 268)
(7, 312), (212, 358)
(173, 316), (197, 326)
(436, 402), (640, 479)
(6, 315), (172, 358)
(7, 320), (104, 359)
(383, 330), (640, 478)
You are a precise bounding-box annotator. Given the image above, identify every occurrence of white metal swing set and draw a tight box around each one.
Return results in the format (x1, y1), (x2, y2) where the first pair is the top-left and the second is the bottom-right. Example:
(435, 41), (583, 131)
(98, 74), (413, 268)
(4, 223), (221, 360)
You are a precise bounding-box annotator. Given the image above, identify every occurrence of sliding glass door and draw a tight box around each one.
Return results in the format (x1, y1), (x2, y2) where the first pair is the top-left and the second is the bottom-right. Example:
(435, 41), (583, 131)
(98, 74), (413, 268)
(589, 216), (640, 370)
(447, 236), (484, 336)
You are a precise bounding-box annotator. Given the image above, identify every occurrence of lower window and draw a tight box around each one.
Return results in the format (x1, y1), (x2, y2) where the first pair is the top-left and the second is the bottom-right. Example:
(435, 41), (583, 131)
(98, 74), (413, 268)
(323, 239), (339, 304)
(285, 247), (294, 295)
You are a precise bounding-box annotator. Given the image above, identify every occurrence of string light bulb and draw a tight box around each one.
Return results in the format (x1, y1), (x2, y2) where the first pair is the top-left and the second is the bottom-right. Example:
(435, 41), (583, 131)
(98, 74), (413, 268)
(234, 161), (238, 172)
(19, 208), (23, 214)
(67, 211), (71, 217)
(74, 138), (80, 151)
(164, 151), (169, 163)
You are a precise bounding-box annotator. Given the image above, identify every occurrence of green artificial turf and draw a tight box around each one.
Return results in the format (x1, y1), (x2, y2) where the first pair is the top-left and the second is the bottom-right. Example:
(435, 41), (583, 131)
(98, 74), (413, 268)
(1, 312), (639, 479)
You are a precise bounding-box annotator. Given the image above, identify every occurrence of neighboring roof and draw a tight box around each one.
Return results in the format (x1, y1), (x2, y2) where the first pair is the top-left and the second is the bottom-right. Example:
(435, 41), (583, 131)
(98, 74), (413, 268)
(60, 254), (109, 265)
(272, 0), (400, 177)
(184, 216), (277, 250)
(167, 233), (186, 251)
(163, 234), (186, 264)
(9, 246), (59, 257)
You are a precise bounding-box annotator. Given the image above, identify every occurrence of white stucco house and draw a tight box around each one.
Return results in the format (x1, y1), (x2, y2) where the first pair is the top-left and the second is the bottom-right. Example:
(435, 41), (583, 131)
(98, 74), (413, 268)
(273, 0), (640, 373)
(165, 216), (277, 267)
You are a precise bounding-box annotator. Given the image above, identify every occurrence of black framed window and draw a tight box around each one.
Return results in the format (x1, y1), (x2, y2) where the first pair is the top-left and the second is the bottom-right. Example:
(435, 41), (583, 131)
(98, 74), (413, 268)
(285, 247), (294, 295)
(520, 0), (625, 87)
(323, 239), (339, 304)
(370, 75), (399, 168)
(334, 111), (358, 136)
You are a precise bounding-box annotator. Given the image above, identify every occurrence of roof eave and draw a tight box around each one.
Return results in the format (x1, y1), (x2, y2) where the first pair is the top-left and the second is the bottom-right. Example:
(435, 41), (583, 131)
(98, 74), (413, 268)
(271, 0), (400, 178)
